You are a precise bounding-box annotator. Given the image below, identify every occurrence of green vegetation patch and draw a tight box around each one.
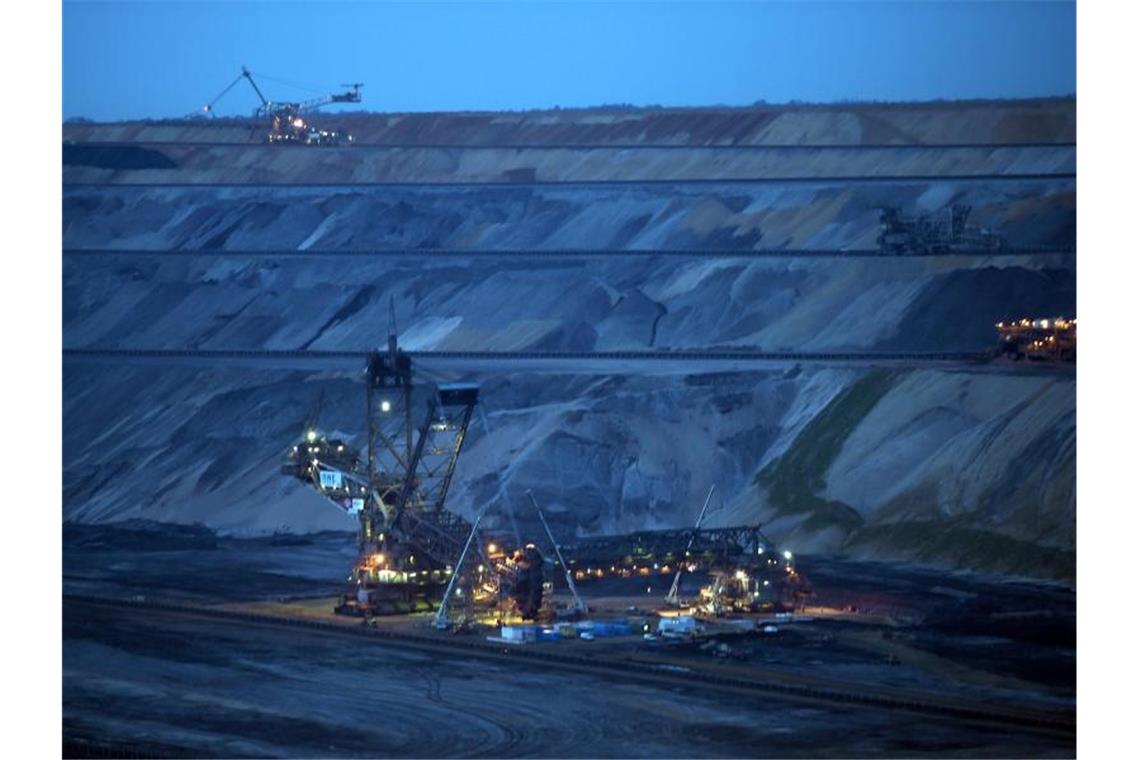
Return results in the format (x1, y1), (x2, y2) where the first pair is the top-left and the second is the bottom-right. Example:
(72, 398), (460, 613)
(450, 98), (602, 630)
(847, 520), (1076, 582)
(756, 369), (898, 532)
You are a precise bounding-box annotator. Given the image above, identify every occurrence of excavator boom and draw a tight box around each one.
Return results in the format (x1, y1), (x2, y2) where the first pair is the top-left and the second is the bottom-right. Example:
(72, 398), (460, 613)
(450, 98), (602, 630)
(199, 67), (362, 145)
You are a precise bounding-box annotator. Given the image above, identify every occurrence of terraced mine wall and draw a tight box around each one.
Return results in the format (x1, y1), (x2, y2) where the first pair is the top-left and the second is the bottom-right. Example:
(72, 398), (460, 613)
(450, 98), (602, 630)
(63, 98), (1075, 146)
(64, 253), (1073, 353)
(62, 100), (1076, 580)
(64, 178), (1075, 252)
(63, 144), (1076, 185)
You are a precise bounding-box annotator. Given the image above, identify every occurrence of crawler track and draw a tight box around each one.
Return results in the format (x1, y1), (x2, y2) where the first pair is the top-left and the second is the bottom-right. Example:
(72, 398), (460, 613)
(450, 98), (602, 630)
(64, 594), (1075, 736)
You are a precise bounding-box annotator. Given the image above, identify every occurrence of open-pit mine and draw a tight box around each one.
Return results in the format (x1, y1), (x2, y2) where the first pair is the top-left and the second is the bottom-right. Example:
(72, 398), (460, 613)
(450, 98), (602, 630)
(63, 99), (1076, 758)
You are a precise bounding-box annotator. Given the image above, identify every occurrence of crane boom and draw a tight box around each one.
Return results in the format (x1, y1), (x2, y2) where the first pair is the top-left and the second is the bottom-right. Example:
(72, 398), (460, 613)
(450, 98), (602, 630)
(666, 484), (717, 605)
(528, 491), (587, 614)
(240, 66), (270, 110)
(432, 501), (489, 629)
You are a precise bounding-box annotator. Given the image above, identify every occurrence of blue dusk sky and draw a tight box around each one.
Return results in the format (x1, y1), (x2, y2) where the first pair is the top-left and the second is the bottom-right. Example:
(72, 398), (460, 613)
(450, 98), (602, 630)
(64, 1), (1076, 120)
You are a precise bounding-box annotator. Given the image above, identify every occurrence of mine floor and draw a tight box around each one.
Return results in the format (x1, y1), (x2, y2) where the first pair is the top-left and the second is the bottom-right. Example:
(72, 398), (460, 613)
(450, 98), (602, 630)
(63, 525), (1074, 758)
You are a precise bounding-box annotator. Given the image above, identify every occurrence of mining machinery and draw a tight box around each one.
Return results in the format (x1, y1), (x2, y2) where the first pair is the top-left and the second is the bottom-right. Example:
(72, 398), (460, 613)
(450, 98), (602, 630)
(996, 317), (1077, 362)
(666, 485), (716, 606)
(282, 304), (808, 620)
(877, 204), (1005, 255)
(282, 302), (548, 620)
(201, 66), (361, 145)
(698, 549), (812, 615)
(561, 523), (809, 613)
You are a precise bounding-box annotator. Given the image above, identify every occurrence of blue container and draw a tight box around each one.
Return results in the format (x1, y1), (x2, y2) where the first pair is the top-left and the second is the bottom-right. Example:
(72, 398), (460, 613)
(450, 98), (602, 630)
(591, 621), (631, 637)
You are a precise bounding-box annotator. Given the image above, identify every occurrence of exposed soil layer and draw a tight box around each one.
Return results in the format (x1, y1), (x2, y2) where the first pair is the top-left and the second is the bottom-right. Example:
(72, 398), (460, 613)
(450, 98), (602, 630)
(63, 181), (1076, 251)
(63, 99), (1076, 146)
(63, 143), (179, 171)
(62, 143), (1075, 185)
(63, 253), (1074, 353)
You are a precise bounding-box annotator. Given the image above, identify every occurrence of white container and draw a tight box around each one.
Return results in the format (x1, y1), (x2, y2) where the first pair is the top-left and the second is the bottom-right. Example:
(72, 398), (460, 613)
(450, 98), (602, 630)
(657, 615), (698, 635)
(500, 625), (537, 642)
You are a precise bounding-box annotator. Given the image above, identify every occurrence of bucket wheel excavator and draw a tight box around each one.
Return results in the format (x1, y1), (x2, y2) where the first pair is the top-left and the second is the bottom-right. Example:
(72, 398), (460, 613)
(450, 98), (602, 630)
(282, 302), (810, 622)
(282, 302), (545, 619)
(201, 66), (362, 145)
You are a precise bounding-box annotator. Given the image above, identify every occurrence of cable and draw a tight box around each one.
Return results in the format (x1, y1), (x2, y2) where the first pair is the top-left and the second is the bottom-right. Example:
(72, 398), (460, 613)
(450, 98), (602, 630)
(202, 73), (247, 115)
(247, 70), (332, 95)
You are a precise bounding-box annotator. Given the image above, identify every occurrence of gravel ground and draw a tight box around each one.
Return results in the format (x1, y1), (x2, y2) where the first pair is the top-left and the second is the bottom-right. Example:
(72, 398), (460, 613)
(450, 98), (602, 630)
(63, 525), (1074, 757)
(64, 599), (1074, 758)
